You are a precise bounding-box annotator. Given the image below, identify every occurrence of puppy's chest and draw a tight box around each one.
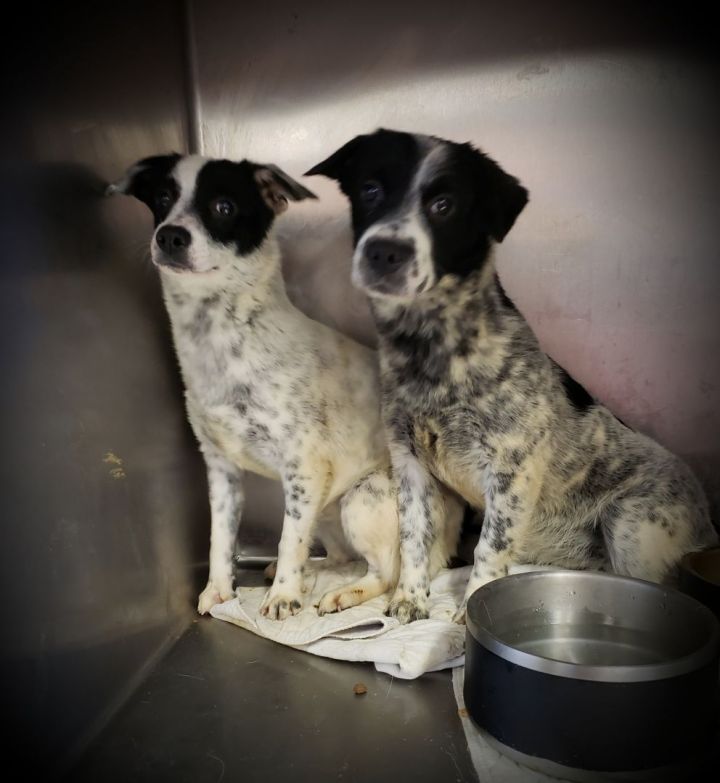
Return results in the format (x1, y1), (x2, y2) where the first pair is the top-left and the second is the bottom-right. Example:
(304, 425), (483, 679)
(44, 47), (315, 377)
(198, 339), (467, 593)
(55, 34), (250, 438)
(408, 411), (486, 507)
(384, 350), (495, 505)
(177, 342), (284, 473)
(191, 387), (285, 478)
(199, 406), (281, 476)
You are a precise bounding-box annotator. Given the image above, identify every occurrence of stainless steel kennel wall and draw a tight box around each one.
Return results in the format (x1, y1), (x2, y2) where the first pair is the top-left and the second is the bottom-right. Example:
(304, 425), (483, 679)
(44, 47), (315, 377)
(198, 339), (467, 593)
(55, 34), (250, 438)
(1, 0), (718, 775)
(0, 2), (207, 774)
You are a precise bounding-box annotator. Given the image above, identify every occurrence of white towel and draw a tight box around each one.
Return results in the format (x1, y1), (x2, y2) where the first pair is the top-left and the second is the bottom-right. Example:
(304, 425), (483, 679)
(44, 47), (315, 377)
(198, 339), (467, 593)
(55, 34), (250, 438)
(210, 562), (470, 679)
(211, 562), (566, 679)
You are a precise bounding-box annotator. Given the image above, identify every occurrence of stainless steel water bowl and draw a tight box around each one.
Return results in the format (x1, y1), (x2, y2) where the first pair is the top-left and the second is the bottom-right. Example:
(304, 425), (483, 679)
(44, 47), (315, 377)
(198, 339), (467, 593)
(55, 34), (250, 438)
(464, 571), (720, 780)
(468, 570), (718, 680)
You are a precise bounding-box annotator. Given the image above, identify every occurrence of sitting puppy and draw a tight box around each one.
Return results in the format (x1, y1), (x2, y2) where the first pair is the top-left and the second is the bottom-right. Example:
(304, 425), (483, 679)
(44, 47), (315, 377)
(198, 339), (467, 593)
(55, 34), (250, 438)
(108, 153), (461, 619)
(307, 129), (718, 623)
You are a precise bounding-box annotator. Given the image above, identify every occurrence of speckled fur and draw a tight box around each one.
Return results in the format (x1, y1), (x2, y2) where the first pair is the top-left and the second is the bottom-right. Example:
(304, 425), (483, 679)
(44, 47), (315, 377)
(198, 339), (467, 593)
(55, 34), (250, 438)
(309, 130), (718, 623)
(110, 154), (462, 620)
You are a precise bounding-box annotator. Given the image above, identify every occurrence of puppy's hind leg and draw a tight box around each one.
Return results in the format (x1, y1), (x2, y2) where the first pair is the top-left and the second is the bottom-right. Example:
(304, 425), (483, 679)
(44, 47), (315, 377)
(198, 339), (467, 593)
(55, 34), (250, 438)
(427, 487), (464, 577)
(315, 500), (355, 568)
(602, 493), (717, 585)
(317, 469), (399, 615)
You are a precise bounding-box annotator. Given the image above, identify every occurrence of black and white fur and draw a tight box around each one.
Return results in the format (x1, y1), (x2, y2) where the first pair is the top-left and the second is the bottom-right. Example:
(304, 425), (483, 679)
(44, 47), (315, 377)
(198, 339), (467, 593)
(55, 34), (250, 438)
(108, 153), (461, 620)
(307, 129), (718, 623)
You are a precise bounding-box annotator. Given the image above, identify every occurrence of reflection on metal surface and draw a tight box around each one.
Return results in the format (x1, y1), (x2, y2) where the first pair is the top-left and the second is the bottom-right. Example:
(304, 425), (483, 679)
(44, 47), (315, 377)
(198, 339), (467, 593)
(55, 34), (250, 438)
(0, 2), (205, 773)
(182, 0), (203, 154)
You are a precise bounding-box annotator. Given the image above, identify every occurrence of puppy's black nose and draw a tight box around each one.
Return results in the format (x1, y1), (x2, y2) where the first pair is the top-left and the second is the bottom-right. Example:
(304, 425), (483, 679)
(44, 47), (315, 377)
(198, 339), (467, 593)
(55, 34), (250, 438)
(364, 239), (414, 273)
(156, 225), (191, 257)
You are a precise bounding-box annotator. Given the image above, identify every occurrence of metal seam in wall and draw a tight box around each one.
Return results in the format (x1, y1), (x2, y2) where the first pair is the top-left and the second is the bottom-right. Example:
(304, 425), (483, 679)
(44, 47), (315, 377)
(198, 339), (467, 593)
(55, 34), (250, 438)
(182, 0), (203, 154)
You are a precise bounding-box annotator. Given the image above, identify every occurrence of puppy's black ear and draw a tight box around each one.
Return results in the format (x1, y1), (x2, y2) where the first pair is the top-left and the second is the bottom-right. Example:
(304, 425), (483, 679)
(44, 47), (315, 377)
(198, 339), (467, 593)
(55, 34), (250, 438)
(105, 153), (181, 209)
(472, 150), (529, 242)
(304, 136), (364, 182)
(253, 164), (317, 215)
(489, 170), (528, 242)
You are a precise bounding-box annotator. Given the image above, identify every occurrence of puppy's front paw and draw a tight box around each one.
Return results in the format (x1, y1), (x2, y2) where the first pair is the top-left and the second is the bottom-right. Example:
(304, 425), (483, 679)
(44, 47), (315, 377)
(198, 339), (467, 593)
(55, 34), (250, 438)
(451, 604), (467, 624)
(197, 580), (234, 615)
(260, 591), (303, 621)
(385, 595), (429, 624)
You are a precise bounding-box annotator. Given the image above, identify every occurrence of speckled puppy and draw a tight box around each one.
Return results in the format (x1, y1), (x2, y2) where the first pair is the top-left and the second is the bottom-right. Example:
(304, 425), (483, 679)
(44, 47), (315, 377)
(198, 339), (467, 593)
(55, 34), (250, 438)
(108, 153), (461, 620)
(308, 129), (718, 623)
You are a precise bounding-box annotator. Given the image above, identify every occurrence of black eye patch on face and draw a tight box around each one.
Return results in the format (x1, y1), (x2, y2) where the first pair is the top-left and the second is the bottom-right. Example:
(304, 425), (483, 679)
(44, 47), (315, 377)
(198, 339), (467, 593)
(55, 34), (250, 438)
(122, 153), (181, 226)
(306, 129), (422, 243)
(420, 143), (528, 279)
(192, 160), (275, 256)
(153, 181), (179, 224)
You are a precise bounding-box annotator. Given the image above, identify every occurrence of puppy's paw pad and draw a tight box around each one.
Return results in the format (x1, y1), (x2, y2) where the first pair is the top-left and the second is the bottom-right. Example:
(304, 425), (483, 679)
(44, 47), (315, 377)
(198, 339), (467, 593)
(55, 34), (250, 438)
(263, 560), (278, 581)
(197, 581), (234, 615)
(385, 598), (429, 624)
(260, 593), (303, 621)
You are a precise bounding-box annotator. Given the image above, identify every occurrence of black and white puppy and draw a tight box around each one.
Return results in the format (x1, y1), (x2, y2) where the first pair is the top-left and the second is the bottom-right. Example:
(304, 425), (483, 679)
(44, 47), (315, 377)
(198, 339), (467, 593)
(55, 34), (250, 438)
(108, 153), (461, 620)
(307, 129), (718, 623)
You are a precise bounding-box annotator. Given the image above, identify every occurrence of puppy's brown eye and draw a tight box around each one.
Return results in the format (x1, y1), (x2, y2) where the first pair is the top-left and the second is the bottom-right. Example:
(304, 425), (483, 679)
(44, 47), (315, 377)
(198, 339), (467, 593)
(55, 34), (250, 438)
(211, 198), (236, 218)
(428, 195), (454, 218)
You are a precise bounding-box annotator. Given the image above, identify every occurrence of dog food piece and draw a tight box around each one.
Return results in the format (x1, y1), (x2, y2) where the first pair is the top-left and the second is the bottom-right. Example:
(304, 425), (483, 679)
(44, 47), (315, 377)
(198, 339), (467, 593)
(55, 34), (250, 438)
(352, 682), (368, 696)
(458, 708), (469, 718)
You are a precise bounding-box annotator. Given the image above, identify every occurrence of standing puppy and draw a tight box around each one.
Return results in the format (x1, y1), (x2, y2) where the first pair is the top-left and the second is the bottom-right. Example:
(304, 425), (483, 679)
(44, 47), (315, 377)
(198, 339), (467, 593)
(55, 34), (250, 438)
(307, 129), (717, 623)
(108, 154), (461, 620)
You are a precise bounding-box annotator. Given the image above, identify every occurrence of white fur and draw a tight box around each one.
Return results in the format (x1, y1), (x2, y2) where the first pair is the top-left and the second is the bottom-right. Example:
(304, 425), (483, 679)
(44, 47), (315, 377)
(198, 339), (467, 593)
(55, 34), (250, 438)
(114, 154), (463, 620)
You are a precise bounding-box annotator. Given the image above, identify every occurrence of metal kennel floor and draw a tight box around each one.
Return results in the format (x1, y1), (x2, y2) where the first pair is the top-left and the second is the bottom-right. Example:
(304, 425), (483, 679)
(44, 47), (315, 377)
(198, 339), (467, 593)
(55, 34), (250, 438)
(71, 579), (476, 783)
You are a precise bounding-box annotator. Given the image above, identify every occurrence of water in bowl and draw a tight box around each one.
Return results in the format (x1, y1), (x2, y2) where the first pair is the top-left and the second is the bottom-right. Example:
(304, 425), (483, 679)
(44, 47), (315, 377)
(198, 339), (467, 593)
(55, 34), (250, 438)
(509, 622), (668, 666)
